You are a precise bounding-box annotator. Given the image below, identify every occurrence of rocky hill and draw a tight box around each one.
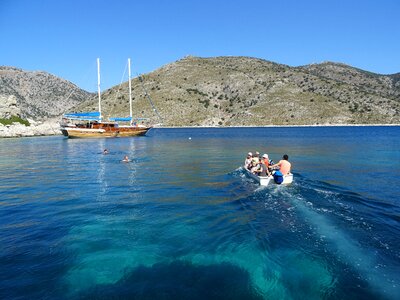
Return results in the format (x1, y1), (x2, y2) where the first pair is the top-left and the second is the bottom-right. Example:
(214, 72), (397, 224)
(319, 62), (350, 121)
(1, 57), (399, 131)
(76, 56), (400, 126)
(0, 66), (92, 120)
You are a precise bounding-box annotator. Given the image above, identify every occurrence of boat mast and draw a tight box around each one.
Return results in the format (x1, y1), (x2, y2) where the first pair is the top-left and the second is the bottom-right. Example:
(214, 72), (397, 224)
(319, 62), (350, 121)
(97, 58), (102, 121)
(128, 58), (133, 121)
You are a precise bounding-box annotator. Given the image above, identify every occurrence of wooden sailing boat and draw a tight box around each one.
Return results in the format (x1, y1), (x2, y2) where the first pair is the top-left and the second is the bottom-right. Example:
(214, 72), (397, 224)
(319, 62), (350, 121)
(60, 58), (152, 138)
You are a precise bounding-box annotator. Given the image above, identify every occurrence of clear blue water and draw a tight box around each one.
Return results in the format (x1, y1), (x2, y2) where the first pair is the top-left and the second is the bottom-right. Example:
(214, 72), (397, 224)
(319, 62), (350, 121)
(0, 126), (399, 299)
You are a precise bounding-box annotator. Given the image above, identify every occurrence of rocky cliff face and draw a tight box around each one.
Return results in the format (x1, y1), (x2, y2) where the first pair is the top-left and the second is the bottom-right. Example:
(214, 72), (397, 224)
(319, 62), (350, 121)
(0, 95), (21, 118)
(76, 56), (400, 126)
(0, 66), (92, 120)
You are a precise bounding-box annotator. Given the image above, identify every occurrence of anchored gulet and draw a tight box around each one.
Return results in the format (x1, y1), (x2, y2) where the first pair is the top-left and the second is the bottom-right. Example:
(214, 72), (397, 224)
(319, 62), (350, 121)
(60, 58), (153, 138)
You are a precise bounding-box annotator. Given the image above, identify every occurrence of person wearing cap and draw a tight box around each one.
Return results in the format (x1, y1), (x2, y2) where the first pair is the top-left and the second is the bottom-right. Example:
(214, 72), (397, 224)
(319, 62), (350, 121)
(244, 152), (253, 170)
(271, 154), (291, 175)
(262, 154), (274, 169)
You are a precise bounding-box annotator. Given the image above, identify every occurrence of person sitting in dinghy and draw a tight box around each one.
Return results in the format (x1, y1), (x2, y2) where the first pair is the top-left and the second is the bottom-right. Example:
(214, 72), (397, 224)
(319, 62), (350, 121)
(244, 152), (253, 170)
(254, 159), (269, 177)
(250, 158), (261, 174)
(261, 154), (274, 170)
(271, 154), (291, 175)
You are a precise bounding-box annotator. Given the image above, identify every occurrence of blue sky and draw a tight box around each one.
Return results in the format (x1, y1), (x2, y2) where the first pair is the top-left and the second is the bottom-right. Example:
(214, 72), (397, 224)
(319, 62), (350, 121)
(1, 0), (399, 92)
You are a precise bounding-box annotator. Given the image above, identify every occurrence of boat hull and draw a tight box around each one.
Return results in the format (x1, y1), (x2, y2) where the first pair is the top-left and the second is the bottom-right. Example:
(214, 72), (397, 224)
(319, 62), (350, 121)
(116, 127), (150, 137)
(60, 126), (151, 138)
(244, 168), (293, 186)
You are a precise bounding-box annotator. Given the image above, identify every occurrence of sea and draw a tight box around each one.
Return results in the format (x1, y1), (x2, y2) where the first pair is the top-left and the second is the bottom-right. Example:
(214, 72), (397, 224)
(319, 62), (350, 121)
(0, 126), (399, 300)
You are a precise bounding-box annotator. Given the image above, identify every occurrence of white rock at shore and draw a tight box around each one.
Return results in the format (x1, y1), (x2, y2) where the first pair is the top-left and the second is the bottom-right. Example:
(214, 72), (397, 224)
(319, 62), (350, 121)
(0, 119), (61, 138)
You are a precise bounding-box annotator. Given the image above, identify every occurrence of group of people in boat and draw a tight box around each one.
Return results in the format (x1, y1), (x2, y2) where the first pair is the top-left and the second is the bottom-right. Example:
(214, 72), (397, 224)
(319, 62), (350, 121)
(244, 152), (291, 177)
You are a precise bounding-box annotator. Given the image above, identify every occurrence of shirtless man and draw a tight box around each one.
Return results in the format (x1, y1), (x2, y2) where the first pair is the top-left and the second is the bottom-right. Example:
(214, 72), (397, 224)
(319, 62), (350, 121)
(271, 154), (291, 175)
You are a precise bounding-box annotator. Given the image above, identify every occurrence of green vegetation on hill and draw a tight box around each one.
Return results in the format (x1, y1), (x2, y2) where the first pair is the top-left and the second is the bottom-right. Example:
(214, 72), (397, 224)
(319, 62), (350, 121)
(0, 115), (30, 126)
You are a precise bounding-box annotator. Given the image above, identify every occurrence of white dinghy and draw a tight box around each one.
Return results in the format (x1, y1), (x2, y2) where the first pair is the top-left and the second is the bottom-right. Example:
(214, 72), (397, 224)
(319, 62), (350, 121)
(244, 167), (293, 186)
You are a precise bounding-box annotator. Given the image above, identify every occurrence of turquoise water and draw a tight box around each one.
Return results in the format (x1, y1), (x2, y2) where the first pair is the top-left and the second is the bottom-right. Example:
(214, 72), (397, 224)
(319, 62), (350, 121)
(0, 126), (399, 299)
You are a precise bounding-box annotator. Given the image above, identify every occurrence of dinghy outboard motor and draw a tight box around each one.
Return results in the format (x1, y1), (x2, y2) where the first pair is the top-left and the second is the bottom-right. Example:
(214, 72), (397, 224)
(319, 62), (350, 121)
(273, 170), (284, 184)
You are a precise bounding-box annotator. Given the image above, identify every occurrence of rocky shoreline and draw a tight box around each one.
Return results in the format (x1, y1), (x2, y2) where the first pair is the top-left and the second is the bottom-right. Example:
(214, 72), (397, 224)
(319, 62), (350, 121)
(0, 119), (61, 138)
(1, 122), (398, 139)
(0, 93), (61, 138)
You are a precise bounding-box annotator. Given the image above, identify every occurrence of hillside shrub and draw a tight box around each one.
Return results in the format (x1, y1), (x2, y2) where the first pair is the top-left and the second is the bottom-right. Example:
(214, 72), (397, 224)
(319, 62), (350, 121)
(0, 115), (30, 126)
(199, 99), (210, 108)
(187, 88), (208, 97)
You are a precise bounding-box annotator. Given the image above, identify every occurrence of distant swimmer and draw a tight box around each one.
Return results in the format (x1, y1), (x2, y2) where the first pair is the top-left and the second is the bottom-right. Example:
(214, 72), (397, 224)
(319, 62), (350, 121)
(122, 155), (129, 162)
(103, 149), (109, 155)
(271, 154), (291, 175)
